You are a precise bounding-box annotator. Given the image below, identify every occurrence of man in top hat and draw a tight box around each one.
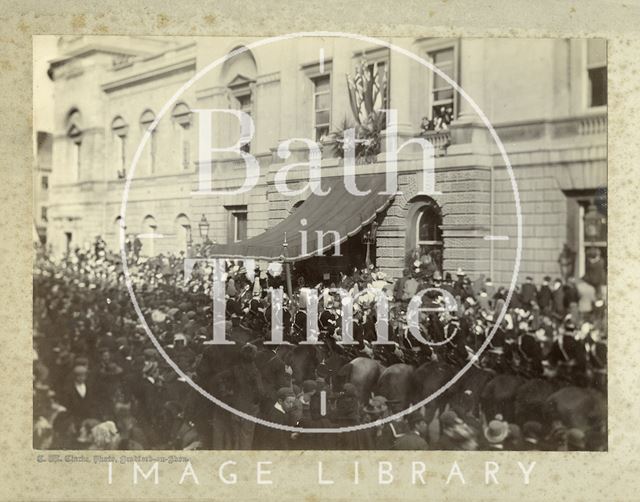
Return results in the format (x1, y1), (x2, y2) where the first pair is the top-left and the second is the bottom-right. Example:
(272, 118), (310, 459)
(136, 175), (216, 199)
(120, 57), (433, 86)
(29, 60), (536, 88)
(61, 364), (98, 426)
(547, 318), (588, 383)
(392, 409), (429, 450)
(254, 387), (297, 450)
(520, 276), (538, 307)
(537, 276), (553, 313)
(297, 380), (318, 422)
(362, 395), (406, 450)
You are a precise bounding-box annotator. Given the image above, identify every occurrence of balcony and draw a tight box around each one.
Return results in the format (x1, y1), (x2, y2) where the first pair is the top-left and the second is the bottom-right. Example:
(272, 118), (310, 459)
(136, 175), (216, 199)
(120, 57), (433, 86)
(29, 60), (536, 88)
(421, 129), (452, 156)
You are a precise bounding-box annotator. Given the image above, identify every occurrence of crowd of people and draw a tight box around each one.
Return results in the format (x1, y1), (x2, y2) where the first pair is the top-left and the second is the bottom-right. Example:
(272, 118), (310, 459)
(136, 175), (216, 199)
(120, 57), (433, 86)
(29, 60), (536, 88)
(33, 237), (607, 451)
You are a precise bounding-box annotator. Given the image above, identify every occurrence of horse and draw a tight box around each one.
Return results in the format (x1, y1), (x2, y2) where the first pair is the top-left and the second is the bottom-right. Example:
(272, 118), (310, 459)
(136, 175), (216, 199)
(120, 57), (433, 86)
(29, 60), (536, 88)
(336, 357), (385, 402)
(479, 373), (524, 422)
(513, 377), (558, 425)
(545, 386), (607, 433)
(409, 360), (458, 424)
(375, 363), (415, 412)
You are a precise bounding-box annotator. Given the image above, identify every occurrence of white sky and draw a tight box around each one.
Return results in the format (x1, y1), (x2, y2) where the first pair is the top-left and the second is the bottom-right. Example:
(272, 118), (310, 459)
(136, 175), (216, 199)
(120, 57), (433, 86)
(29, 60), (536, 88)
(33, 36), (57, 135)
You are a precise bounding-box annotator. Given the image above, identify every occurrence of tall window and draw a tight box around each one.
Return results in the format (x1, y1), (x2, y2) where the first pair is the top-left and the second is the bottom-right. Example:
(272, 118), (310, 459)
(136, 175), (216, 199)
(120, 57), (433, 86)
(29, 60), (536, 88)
(412, 201), (443, 271)
(566, 190), (607, 285)
(234, 91), (252, 153)
(112, 116), (128, 179)
(66, 110), (82, 181)
(175, 214), (192, 255)
(587, 39), (607, 108)
(227, 205), (248, 243)
(141, 215), (158, 256)
(312, 74), (331, 142)
(140, 110), (157, 174)
(222, 47), (257, 155)
(41, 175), (49, 190)
(428, 47), (456, 121)
(71, 139), (81, 179)
(172, 103), (192, 169)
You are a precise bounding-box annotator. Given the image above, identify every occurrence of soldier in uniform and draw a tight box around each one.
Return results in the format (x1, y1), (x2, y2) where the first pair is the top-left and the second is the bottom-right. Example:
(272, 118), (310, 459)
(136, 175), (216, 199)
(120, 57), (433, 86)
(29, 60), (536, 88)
(584, 325), (607, 392)
(547, 319), (587, 385)
(440, 311), (468, 367)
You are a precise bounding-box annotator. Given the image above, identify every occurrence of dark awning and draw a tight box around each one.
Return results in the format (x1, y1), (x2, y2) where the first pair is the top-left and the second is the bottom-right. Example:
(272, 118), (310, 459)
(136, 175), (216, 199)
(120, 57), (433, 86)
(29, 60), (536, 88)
(209, 173), (395, 262)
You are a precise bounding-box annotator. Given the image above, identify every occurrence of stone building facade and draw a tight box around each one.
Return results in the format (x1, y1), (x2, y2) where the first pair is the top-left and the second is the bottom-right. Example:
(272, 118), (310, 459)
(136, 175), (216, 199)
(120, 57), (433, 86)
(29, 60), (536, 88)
(34, 131), (52, 243)
(45, 36), (607, 285)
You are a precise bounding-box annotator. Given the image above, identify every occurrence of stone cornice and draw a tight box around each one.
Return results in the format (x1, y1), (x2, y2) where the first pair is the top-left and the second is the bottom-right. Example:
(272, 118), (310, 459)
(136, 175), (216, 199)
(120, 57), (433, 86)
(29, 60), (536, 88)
(101, 58), (196, 93)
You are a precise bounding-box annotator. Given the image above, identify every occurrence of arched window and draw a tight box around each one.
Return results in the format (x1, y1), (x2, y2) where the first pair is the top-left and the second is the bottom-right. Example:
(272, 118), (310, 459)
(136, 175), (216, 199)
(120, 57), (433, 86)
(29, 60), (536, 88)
(140, 110), (157, 174)
(141, 215), (158, 256)
(407, 198), (443, 271)
(416, 206), (442, 245)
(66, 109), (82, 180)
(172, 102), (192, 170)
(112, 116), (128, 179)
(175, 213), (192, 255)
(112, 216), (126, 248)
(222, 47), (257, 153)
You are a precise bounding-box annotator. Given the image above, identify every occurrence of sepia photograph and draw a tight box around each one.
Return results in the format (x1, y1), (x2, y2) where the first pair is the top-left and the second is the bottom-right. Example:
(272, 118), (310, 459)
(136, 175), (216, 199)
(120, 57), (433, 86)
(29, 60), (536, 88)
(32, 34), (607, 453)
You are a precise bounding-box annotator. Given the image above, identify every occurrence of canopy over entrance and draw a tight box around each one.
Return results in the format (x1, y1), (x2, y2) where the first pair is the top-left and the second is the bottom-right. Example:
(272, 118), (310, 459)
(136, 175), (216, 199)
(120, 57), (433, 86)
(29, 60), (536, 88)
(209, 174), (395, 262)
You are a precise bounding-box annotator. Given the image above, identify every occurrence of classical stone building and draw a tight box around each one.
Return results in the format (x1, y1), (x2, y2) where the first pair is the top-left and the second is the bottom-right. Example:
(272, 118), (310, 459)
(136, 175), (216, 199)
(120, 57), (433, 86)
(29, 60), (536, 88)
(45, 36), (607, 285)
(34, 131), (53, 244)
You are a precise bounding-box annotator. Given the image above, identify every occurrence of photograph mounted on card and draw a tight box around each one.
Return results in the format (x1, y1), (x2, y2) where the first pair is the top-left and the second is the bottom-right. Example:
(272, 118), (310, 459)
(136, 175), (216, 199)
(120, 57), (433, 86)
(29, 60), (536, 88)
(32, 33), (607, 456)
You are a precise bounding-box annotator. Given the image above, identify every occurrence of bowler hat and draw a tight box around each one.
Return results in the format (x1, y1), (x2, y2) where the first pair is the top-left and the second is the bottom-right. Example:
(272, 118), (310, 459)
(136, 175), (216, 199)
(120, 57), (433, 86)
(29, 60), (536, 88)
(363, 396), (388, 416)
(277, 387), (295, 400)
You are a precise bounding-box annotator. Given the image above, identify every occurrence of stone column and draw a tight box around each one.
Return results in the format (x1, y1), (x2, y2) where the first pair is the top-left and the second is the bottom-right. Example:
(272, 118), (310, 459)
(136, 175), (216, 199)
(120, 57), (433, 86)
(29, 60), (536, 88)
(380, 38), (415, 154)
(449, 38), (487, 146)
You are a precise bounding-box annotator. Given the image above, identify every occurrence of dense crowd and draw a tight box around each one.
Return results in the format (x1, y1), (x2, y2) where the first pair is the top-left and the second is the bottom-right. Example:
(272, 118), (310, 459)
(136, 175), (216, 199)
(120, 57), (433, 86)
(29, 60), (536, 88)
(33, 237), (607, 451)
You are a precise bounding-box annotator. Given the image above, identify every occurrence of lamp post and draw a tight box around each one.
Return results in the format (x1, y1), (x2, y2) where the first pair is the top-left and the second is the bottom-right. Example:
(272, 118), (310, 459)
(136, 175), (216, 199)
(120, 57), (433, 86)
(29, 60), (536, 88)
(197, 214), (212, 257)
(198, 214), (210, 242)
(362, 221), (379, 267)
(282, 232), (294, 300)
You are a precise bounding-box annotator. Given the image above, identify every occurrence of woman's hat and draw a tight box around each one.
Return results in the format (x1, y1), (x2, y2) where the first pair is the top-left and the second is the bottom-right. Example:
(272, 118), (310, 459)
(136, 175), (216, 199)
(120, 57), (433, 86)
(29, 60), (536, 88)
(484, 417), (509, 444)
(363, 396), (388, 416)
